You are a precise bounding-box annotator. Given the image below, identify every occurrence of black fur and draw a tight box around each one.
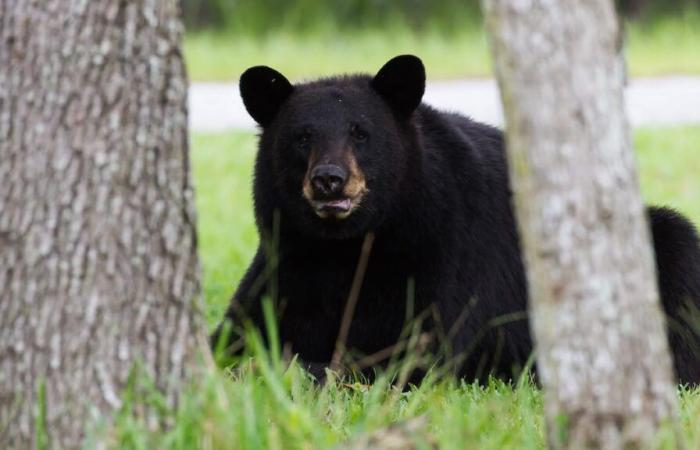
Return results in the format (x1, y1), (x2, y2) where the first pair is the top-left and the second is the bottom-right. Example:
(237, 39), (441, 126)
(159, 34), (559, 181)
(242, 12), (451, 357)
(372, 55), (426, 118)
(240, 65), (294, 126)
(214, 55), (700, 385)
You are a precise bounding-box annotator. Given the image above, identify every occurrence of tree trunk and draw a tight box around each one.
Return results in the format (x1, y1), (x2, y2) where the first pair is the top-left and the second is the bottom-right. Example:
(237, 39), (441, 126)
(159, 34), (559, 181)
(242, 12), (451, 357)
(481, 0), (678, 448)
(0, 1), (203, 448)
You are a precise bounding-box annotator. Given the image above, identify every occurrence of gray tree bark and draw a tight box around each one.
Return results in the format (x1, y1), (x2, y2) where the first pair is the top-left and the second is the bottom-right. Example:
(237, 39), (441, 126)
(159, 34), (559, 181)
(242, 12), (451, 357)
(0, 1), (204, 448)
(481, 0), (678, 448)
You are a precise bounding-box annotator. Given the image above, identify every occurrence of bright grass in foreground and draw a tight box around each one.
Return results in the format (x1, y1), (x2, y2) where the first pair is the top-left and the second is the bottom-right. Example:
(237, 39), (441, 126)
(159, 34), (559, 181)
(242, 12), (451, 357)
(91, 334), (699, 449)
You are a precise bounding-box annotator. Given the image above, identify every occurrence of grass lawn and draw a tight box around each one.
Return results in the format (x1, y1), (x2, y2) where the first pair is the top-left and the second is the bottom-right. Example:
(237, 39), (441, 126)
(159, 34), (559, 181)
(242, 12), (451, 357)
(184, 15), (700, 81)
(104, 126), (700, 449)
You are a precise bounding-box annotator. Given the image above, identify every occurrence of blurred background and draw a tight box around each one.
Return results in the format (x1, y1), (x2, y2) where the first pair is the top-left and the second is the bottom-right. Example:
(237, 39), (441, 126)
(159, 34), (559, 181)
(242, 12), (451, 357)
(180, 0), (700, 81)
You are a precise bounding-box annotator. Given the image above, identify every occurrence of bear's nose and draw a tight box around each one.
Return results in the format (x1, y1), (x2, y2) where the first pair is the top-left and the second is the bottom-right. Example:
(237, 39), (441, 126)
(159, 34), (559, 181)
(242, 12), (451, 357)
(311, 164), (347, 197)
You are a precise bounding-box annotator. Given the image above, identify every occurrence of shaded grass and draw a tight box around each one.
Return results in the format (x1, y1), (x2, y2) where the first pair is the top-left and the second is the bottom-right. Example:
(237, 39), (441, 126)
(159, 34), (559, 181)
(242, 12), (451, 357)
(184, 15), (700, 81)
(102, 125), (700, 449)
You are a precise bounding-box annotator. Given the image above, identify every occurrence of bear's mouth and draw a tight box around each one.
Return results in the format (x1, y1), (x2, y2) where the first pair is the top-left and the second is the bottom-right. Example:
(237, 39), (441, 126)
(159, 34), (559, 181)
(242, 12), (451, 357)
(311, 197), (355, 219)
(307, 192), (369, 220)
(313, 198), (352, 213)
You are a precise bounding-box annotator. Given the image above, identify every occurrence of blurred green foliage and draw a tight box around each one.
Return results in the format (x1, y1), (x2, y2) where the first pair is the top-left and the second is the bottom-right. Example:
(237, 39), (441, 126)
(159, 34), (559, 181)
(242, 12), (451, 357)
(184, 12), (700, 81)
(617, 0), (700, 18)
(181, 0), (700, 33)
(181, 0), (480, 33)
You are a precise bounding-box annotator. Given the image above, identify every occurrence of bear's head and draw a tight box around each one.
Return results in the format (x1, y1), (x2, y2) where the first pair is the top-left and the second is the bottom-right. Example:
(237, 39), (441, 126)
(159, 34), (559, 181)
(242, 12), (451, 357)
(241, 55), (425, 240)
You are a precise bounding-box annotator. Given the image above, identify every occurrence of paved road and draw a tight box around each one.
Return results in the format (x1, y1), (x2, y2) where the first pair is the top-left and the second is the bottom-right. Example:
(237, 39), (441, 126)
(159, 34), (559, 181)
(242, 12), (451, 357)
(189, 77), (700, 132)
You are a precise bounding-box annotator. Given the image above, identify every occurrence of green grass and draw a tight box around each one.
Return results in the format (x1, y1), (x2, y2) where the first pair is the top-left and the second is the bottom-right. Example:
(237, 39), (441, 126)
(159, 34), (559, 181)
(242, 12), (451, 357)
(193, 132), (258, 327)
(99, 127), (700, 449)
(102, 361), (700, 449)
(636, 127), (700, 222)
(184, 27), (490, 82)
(184, 15), (700, 81)
(626, 13), (700, 77)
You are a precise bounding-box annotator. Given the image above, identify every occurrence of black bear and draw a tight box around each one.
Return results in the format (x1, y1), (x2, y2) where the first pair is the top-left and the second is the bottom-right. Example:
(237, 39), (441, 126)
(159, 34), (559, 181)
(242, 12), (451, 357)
(213, 55), (700, 384)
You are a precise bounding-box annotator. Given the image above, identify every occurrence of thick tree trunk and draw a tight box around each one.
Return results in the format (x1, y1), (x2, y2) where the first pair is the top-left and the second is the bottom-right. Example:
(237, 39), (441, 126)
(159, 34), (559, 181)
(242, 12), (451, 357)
(481, 0), (678, 448)
(0, 1), (203, 448)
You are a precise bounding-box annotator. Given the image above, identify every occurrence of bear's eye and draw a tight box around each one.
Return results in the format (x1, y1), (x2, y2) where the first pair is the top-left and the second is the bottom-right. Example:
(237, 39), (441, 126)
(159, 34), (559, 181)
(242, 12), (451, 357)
(296, 130), (312, 148)
(350, 125), (368, 143)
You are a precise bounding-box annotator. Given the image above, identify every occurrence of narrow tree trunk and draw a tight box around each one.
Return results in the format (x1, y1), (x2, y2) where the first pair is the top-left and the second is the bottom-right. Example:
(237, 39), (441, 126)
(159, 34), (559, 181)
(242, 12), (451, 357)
(0, 2), (203, 448)
(481, 0), (678, 448)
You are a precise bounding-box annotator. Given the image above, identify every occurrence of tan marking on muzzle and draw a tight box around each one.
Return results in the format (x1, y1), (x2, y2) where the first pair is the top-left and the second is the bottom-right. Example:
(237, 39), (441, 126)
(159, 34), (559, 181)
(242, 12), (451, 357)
(331, 151), (369, 219)
(301, 147), (369, 219)
(302, 149), (318, 203)
(344, 152), (369, 202)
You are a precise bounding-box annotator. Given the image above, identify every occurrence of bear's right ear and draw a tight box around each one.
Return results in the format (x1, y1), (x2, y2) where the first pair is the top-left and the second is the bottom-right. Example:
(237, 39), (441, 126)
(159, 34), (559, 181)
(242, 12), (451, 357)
(240, 66), (294, 126)
(371, 55), (425, 118)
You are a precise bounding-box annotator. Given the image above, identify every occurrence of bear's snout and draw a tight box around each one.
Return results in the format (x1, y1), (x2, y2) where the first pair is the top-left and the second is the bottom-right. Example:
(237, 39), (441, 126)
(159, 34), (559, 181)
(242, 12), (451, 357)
(310, 164), (347, 198)
(302, 154), (369, 220)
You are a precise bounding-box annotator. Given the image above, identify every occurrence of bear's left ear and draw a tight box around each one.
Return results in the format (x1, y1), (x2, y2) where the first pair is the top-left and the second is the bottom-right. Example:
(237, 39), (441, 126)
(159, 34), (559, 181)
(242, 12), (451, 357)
(240, 66), (294, 126)
(371, 55), (425, 118)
